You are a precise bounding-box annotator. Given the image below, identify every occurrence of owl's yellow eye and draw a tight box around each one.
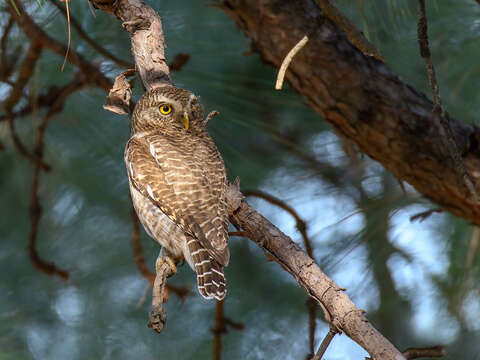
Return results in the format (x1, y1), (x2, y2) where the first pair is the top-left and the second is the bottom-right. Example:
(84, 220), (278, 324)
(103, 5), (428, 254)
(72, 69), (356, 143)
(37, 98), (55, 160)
(160, 104), (172, 115)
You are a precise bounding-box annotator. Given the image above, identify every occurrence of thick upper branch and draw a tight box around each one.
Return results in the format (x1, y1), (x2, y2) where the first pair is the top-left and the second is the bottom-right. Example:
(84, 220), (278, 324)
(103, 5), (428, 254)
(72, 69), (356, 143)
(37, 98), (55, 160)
(90, 0), (172, 90)
(221, 0), (480, 225)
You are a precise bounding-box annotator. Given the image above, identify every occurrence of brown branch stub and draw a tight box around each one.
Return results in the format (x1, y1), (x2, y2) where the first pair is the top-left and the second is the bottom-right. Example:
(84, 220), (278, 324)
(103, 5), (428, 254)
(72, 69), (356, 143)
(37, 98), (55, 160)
(402, 346), (446, 360)
(104, 69), (136, 115)
(409, 208), (442, 223)
(169, 53), (191, 72)
(228, 230), (249, 238)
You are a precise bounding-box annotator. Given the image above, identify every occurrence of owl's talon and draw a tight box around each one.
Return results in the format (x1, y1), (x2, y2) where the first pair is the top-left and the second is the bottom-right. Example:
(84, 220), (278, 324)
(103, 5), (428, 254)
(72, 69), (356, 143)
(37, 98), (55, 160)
(156, 256), (177, 275)
(148, 306), (167, 333)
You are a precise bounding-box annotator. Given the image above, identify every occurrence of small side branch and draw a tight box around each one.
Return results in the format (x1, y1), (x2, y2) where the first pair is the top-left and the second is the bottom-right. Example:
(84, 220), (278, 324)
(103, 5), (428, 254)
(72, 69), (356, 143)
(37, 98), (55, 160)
(104, 69), (136, 115)
(212, 299), (244, 360)
(8, 0), (112, 92)
(402, 345), (445, 360)
(244, 189), (316, 354)
(26, 79), (83, 281)
(213, 300), (225, 360)
(417, 0), (477, 200)
(311, 326), (337, 360)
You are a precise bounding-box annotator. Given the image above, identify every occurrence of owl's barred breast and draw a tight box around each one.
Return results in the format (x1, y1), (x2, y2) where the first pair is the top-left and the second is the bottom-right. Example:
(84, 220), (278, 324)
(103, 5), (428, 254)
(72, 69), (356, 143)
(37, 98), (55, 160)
(125, 86), (230, 299)
(130, 183), (187, 259)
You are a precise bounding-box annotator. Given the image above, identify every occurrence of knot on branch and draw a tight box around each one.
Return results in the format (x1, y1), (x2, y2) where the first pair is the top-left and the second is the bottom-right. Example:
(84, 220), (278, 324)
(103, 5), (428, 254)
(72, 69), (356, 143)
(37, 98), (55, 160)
(89, 0), (118, 14)
(122, 18), (152, 34)
(226, 178), (244, 215)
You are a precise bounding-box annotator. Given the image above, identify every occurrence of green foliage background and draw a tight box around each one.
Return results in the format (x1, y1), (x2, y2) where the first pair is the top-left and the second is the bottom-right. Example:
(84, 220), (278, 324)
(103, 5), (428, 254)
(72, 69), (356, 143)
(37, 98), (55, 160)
(1, 0), (479, 359)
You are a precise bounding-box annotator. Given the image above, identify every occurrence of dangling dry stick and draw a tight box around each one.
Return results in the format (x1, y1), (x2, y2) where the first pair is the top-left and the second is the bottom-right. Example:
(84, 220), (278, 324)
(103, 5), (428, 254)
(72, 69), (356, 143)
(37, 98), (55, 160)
(275, 35), (308, 90)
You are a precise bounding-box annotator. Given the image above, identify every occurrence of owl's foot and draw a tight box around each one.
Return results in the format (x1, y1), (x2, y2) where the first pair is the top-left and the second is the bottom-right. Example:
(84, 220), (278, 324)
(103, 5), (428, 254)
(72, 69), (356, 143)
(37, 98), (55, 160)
(148, 306), (166, 333)
(156, 255), (177, 276)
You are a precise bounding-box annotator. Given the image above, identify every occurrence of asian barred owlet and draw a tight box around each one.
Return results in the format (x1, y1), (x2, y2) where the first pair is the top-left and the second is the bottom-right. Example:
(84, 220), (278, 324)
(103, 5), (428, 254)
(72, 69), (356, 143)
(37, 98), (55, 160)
(125, 86), (230, 300)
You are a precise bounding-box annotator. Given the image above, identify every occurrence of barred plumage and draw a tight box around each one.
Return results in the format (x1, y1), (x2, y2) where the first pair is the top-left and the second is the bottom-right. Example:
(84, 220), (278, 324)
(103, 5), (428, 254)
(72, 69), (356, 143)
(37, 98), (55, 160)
(125, 86), (230, 300)
(186, 237), (226, 300)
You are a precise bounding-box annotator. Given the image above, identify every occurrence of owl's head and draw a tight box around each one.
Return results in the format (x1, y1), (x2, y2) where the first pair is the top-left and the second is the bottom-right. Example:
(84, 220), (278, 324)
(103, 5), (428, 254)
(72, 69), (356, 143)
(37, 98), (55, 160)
(131, 86), (204, 134)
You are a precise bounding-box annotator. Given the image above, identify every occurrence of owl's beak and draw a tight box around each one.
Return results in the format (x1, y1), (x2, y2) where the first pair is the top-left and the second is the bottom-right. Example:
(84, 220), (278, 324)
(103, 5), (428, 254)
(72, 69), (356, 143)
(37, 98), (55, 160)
(182, 112), (189, 131)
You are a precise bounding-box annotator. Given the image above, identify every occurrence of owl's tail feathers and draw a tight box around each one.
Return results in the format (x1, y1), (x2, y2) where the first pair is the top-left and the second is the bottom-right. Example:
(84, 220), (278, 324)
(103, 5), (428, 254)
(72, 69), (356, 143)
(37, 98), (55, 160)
(188, 238), (227, 300)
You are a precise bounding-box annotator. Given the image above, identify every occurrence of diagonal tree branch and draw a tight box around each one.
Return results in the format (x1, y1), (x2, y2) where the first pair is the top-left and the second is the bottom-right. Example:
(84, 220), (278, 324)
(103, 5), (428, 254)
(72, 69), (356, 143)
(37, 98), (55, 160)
(226, 185), (405, 360)
(220, 0), (480, 226)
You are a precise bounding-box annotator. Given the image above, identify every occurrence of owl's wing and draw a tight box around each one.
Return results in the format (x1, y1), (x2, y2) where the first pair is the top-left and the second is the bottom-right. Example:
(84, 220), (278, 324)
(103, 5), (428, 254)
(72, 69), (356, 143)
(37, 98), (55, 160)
(125, 134), (229, 266)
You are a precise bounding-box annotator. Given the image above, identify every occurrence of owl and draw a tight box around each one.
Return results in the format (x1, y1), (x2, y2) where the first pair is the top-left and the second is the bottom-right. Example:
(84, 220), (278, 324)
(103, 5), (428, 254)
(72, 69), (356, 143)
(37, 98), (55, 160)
(124, 86), (230, 300)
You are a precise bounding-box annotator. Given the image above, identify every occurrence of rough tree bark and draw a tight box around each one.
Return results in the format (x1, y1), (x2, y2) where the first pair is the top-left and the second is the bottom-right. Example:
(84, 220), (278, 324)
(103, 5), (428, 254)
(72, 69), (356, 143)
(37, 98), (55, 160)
(220, 0), (480, 226)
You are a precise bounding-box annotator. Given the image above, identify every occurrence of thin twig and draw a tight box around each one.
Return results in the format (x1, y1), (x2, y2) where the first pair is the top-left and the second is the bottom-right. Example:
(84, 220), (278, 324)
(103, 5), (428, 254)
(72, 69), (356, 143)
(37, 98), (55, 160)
(211, 299), (244, 360)
(243, 189), (317, 356)
(3, 41), (54, 171)
(275, 35), (308, 90)
(311, 327), (337, 360)
(213, 300), (226, 360)
(50, 0), (133, 68)
(402, 345), (445, 359)
(60, 0), (71, 71)
(417, 0), (477, 200)
(228, 230), (249, 238)
(409, 208), (442, 223)
(8, 0), (112, 92)
(130, 209), (155, 282)
(243, 190), (313, 259)
(0, 15), (15, 81)
(7, 116), (52, 172)
(1, 82), (87, 123)
(26, 79), (81, 281)
(307, 297), (317, 358)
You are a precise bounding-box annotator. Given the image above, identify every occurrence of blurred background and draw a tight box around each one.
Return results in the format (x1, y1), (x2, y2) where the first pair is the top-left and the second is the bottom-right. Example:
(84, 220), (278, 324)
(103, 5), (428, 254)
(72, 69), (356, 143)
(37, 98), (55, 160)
(1, 0), (479, 359)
